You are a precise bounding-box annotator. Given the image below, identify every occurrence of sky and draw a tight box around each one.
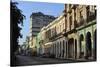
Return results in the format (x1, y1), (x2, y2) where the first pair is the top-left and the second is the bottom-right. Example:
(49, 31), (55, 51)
(12, 0), (64, 45)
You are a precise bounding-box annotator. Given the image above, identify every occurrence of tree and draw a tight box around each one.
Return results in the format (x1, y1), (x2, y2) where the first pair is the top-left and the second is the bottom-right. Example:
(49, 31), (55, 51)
(10, 2), (25, 66)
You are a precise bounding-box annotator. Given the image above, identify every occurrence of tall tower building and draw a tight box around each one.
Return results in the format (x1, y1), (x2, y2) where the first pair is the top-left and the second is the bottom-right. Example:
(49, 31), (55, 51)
(29, 12), (56, 48)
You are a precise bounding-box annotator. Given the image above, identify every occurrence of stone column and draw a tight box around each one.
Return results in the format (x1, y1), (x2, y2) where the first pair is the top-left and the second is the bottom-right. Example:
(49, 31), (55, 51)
(58, 42), (60, 58)
(60, 41), (62, 59)
(56, 43), (58, 58)
(92, 37), (94, 58)
(59, 41), (61, 58)
(50, 45), (52, 54)
(84, 33), (87, 58)
(77, 34), (80, 59)
(56, 43), (57, 58)
(64, 40), (66, 59)
(66, 40), (68, 59)
(72, 9), (75, 29)
(55, 43), (57, 58)
(54, 44), (55, 56)
(52, 44), (54, 55)
(74, 39), (76, 59)
(61, 41), (63, 59)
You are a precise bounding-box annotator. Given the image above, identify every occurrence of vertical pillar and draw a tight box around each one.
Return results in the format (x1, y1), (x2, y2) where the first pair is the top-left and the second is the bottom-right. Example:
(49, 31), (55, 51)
(58, 43), (59, 58)
(66, 40), (68, 59)
(92, 36), (94, 58)
(62, 40), (63, 59)
(51, 45), (53, 55)
(53, 44), (54, 56)
(62, 41), (64, 59)
(57, 43), (58, 58)
(67, 13), (70, 31)
(57, 42), (59, 58)
(64, 40), (66, 59)
(72, 9), (75, 29)
(84, 34), (87, 58)
(55, 43), (57, 58)
(77, 34), (80, 59)
(56, 42), (57, 58)
(53, 44), (54, 55)
(73, 39), (75, 59)
(52, 44), (54, 55)
(54, 44), (55, 57)
(75, 39), (77, 59)
(59, 42), (61, 58)
(60, 41), (62, 59)
(59, 42), (60, 58)
(57, 42), (58, 58)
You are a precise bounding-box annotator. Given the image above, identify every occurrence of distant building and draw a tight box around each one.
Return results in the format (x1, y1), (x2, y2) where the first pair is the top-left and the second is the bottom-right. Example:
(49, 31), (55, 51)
(29, 12), (56, 49)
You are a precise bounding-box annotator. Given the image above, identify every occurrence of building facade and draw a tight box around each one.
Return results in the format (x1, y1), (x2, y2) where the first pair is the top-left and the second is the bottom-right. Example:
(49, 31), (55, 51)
(35, 27), (46, 55)
(29, 12), (56, 51)
(35, 4), (96, 60)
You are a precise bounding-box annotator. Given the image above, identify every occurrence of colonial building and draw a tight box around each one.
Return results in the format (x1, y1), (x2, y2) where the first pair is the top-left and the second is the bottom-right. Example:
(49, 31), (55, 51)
(36, 4), (96, 60)
(61, 4), (96, 60)
(35, 27), (46, 55)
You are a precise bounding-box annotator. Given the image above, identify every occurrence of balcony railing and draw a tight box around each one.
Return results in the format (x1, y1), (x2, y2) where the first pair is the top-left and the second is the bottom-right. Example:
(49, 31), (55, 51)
(87, 13), (96, 23)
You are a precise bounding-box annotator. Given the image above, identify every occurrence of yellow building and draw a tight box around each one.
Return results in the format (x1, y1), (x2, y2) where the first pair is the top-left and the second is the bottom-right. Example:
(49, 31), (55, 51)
(32, 4), (96, 61)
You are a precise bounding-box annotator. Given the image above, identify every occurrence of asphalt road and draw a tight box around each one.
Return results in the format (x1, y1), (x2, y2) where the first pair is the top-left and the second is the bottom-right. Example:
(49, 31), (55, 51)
(15, 55), (95, 66)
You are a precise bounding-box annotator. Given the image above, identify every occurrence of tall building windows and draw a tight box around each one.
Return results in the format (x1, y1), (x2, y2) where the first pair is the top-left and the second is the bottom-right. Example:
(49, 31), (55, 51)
(54, 26), (56, 36)
(80, 10), (84, 26)
(70, 16), (72, 25)
(63, 23), (65, 30)
(69, 16), (72, 29)
(87, 6), (90, 22)
(60, 25), (61, 33)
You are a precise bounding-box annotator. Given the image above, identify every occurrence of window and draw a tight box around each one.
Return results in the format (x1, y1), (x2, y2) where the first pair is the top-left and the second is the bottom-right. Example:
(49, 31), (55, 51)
(69, 16), (72, 28)
(63, 23), (65, 30)
(60, 25), (61, 32)
(54, 26), (56, 36)
(80, 11), (84, 25)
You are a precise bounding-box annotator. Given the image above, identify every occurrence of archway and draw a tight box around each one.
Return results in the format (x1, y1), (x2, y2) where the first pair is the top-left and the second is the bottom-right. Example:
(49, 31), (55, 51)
(75, 39), (77, 59)
(68, 38), (74, 58)
(93, 30), (96, 59)
(59, 41), (61, 58)
(66, 41), (68, 58)
(62, 40), (65, 58)
(79, 34), (84, 58)
(86, 32), (92, 57)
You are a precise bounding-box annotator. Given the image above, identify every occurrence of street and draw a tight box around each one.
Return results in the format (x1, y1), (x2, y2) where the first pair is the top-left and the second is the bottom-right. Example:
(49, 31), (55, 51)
(15, 55), (94, 66)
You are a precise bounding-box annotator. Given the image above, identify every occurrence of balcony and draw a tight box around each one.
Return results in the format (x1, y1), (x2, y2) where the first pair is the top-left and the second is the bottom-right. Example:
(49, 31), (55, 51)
(62, 29), (67, 36)
(74, 20), (78, 28)
(87, 13), (96, 23)
(80, 17), (84, 26)
(67, 8), (72, 13)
